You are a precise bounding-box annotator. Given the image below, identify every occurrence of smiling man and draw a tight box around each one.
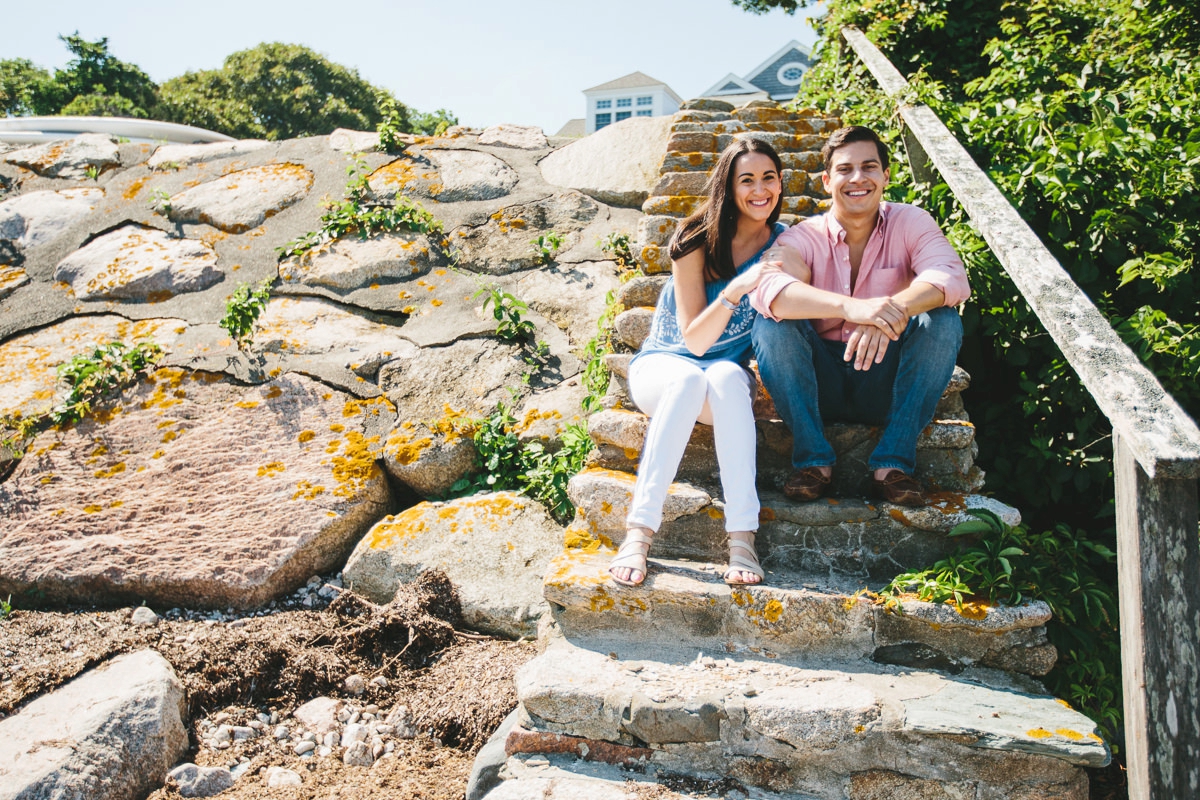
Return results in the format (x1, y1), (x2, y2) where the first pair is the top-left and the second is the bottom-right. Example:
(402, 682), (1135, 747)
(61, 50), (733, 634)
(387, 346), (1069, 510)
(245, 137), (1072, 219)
(749, 126), (970, 507)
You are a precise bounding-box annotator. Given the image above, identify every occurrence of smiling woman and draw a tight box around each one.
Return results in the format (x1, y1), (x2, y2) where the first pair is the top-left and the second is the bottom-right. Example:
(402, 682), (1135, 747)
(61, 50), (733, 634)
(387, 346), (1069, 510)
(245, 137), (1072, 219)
(608, 137), (788, 589)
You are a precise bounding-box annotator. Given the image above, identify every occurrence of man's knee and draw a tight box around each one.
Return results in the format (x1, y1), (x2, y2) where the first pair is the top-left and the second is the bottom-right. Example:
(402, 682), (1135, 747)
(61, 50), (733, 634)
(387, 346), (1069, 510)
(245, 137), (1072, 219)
(909, 307), (963, 354)
(752, 315), (809, 355)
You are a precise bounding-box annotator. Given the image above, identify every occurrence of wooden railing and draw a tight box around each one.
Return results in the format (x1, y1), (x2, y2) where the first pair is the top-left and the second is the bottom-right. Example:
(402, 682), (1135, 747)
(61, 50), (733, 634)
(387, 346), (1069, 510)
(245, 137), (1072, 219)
(839, 26), (1200, 800)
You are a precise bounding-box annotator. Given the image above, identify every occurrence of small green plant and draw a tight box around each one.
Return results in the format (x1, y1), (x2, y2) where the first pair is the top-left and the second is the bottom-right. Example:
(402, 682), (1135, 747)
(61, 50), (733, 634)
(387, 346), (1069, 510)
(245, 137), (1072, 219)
(0, 595), (11, 620)
(277, 160), (444, 262)
(446, 403), (593, 524)
(377, 93), (408, 154)
(148, 188), (172, 215)
(153, 161), (180, 172)
(530, 231), (565, 265)
(1, 340), (163, 456)
(220, 278), (273, 351)
(579, 287), (627, 413)
(84, 165), (100, 181)
(598, 231), (634, 268)
(475, 281), (536, 342)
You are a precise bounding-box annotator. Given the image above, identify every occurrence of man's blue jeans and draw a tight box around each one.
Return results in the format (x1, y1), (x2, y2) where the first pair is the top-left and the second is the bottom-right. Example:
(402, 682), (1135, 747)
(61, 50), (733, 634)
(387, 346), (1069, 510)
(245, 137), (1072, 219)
(751, 307), (963, 474)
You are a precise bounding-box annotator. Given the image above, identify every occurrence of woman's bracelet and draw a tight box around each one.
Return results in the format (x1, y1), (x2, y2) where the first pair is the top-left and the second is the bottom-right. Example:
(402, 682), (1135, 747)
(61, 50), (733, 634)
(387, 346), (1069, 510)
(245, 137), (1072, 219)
(718, 292), (738, 310)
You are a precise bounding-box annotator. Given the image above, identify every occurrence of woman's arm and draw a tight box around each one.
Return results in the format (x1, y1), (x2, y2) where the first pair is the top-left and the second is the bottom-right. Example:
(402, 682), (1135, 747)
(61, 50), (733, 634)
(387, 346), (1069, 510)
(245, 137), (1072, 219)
(674, 248), (763, 357)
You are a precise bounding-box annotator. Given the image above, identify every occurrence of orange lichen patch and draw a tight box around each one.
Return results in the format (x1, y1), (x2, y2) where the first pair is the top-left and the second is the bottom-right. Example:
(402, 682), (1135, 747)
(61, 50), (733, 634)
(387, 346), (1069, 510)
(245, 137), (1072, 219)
(706, 507), (725, 520)
(39, 474), (54, 485)
(955, 601), (989, 620)
(563, 523), (608, 550)
(431, 298), (443, 307)
(342, 395), (395, 419)
(1026, 728), (1053, 739)
(93, 462), (126, 479)
(888, 508), (912, 526)
(257, 461), (286, 477)
(329, 423), (345, 433)
(1055, 729), (1085, 741)
(854, 725), (866, 734)
(151, 450), (165, 459)
(122, 175), (151, 200)
(402, 305), (417, 315)
(385, 431), (434, 466)
(90, 444), (109, 457)
(199, 229), (228, 247)
(235, 400), (260, 409)
(161, 430), (179, 443)
(758, 507), (776, 523)
(397, 290), (413, 300)
(1055, 699), (1074, 709)
(488, 209), (528, 235)
(600, 501), (612, 515)
(589, 589), (615, 613)
(292, 480), (326, 501)
(369, 159), (438, 192)
(365, 506), (430, 549)
(927, 491), (969, 515)
(434, 269), (447, 276)
(298, 430), (316, 444)
(622, 447), (640, 461)
(328, 431), (382, 499)
(82, 504), (103, 514)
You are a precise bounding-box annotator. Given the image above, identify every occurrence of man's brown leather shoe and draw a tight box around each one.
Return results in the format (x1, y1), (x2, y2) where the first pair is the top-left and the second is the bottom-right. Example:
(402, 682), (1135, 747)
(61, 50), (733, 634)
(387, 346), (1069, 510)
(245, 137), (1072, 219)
(871, 469), (926, 507)
(783, 467), (831, 501)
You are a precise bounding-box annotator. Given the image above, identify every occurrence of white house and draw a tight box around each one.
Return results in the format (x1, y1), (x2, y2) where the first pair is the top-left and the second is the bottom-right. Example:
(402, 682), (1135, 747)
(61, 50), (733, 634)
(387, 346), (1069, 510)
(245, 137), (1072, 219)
(583, 72), (683, 135)
(700, 40), (815, 103)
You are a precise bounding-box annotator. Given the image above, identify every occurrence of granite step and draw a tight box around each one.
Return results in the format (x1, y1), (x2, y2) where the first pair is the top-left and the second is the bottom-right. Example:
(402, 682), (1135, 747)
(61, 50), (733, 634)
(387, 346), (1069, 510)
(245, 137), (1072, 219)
(508, 634), (1108, 800)
(565, 472), (1017, 582)
(660, 150), (824, 175)
(543, 549), (1056, 676)
(483, 754), (818, 799)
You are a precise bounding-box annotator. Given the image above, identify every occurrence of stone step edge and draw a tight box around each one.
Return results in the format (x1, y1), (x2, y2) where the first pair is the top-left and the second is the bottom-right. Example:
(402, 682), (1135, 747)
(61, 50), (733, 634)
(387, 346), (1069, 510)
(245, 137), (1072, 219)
(542, 549), (1056, 677)
(513, 637), (1111, 773)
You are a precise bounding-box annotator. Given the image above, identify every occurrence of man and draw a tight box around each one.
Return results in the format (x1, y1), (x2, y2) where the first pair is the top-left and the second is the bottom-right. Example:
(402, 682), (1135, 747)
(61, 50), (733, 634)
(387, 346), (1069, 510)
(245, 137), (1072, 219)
(750, 126), (970, 507)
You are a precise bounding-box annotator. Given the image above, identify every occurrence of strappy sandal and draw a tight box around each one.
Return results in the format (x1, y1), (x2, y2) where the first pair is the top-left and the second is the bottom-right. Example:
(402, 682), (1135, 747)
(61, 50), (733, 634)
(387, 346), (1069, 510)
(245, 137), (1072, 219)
(724, 531), (764, 586)
(609, 528), (653, 587)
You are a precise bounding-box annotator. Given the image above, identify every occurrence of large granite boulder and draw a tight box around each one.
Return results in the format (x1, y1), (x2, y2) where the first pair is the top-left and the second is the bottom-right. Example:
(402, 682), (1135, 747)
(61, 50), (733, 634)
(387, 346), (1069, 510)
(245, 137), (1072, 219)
(539, 115), (674, 208)
(3, 133), (121, 179)
(0, 187), (105, 251)
(0, 649), (187, 800)
(343, 491), (563, 638)
(167, 162), (313, 232)
(0, 370), (392, 609)
(54, 224), (221, 301)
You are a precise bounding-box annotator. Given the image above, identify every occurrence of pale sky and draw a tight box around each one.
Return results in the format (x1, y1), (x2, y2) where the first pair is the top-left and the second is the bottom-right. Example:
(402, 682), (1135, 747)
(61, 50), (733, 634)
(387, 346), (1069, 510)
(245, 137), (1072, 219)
(3, 0), (822, 134)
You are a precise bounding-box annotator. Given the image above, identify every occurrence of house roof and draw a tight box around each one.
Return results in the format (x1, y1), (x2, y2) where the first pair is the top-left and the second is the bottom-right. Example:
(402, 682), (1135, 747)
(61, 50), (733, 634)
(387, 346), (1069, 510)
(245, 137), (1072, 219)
(743, 39), (814, 86)
(584, 71), (682, 103)
(700, 72), (762, 98)
(554, 118), (586, 137)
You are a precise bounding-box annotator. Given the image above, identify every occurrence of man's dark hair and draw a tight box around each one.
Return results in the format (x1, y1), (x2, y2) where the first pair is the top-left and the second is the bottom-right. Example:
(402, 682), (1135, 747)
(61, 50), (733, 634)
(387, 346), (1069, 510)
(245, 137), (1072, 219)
(821, 126), (890, 172)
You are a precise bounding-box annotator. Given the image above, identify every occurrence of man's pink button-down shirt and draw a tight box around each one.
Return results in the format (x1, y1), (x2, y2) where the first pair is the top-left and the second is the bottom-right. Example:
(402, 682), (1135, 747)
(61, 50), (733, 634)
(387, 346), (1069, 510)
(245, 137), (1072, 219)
(750, 202), (971, 342)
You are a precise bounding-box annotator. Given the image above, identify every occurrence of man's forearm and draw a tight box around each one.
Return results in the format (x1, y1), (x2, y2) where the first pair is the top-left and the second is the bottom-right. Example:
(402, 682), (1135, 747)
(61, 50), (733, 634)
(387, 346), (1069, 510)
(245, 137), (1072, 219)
(767, 280), (856, 320)
(892, 282), (946, 318)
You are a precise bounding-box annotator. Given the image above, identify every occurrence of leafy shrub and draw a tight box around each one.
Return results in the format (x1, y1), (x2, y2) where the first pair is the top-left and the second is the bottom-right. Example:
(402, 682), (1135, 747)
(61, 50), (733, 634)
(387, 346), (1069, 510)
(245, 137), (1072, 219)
(220, 278), (273, 352)
(1, 340), (163, 456)
(376, 93), (408, 154)
(530, 231), (565, 265)
(474, 282), (535, 342)
(598, 231), (634, 268)
(277, 160), (444, 262)
(446, 404), (593, 524)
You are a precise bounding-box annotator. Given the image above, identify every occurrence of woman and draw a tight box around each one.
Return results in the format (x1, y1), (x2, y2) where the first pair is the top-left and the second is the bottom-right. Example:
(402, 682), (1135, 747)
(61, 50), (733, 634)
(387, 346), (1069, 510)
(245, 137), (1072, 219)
(609, 137), (786, 587)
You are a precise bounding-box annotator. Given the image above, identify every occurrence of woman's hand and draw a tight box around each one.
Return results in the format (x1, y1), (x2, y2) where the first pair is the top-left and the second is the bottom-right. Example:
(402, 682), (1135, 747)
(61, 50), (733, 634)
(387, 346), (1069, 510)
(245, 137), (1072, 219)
(760, 245), (811, 284)
(724, 262), (765, 303)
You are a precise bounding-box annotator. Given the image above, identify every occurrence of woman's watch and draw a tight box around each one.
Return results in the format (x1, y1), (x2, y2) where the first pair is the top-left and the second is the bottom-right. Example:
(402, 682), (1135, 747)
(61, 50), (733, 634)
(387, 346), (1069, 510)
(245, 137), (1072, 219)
(718, 292), (738, 310)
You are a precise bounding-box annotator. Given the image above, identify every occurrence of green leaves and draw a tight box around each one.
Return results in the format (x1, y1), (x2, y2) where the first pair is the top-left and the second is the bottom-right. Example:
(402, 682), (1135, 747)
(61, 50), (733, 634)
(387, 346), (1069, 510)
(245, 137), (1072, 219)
(220, 279), (273, 352)
(474, 283), (536, 342)
(530, 232), (565, 265)
(1, 340), (163, 457)
(277, 161), (445, 263)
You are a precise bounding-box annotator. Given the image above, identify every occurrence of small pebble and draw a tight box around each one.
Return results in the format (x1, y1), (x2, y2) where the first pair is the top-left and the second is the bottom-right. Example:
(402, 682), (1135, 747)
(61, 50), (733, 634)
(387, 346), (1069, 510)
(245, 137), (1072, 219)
(294, 740), (316, 755)
(369, 676), (389, 688)
(317, 745), (332, 757)
(273, 725), (290, 740)
(344, 675), (367, 696)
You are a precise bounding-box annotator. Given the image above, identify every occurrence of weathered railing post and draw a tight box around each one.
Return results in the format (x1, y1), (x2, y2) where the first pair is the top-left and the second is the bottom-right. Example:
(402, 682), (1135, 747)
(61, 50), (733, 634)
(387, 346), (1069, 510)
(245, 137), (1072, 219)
(1115, 433), (1200, 798)
(839, 25), (1200, 799)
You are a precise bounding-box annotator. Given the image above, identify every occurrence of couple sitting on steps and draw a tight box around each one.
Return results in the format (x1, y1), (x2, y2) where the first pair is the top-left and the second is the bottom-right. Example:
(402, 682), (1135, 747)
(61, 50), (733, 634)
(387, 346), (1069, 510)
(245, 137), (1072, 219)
(609, 125), (971, 589)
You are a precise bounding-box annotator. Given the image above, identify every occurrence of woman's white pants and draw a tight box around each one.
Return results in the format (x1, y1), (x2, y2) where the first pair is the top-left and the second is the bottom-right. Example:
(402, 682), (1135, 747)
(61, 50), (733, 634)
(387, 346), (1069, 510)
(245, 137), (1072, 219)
(626, 353), (759, 533)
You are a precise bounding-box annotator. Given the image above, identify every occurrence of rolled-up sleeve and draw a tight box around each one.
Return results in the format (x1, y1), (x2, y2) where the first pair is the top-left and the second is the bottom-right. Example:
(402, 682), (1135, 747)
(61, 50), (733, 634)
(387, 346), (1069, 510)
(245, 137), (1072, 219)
(905, 209), (971, 306)
(750, 270), (799, 321)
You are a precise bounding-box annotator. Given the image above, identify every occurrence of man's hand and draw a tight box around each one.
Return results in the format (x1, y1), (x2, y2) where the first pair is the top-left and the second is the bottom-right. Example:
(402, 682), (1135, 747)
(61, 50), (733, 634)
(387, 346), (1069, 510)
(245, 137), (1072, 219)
(842, 296), (909, 340)
(844, 324), (892, 371)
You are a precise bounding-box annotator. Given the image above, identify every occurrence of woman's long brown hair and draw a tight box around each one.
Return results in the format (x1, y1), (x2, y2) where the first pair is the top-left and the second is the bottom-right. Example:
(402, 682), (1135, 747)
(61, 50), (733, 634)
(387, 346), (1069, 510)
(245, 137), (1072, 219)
(667, 136), (783, 281)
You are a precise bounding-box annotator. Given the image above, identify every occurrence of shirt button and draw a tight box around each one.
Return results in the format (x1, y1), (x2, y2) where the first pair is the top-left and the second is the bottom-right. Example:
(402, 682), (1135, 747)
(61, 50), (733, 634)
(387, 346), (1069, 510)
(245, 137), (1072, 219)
(843, 284), (849, 290)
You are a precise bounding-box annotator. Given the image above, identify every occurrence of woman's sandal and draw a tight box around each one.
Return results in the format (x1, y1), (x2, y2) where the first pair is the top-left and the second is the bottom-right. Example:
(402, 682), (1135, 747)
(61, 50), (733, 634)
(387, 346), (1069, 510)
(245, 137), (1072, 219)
(609, 528), (654, 587)
(724, 530), (764, 586)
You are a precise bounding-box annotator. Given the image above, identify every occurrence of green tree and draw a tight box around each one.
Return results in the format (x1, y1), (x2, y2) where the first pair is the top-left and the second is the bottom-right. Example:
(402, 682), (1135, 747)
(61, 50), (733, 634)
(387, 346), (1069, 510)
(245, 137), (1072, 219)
(0, 58), (55, 116)
(410, 107), (458, 136)
(729, 0), (813, 13)
(156, 42), (395, 140)
(48, 32), (158, 117)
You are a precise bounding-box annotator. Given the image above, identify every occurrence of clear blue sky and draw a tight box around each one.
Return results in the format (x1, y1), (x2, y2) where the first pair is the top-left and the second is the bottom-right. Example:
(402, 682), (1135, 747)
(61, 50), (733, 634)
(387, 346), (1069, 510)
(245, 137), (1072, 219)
(3, 0), (821, 134)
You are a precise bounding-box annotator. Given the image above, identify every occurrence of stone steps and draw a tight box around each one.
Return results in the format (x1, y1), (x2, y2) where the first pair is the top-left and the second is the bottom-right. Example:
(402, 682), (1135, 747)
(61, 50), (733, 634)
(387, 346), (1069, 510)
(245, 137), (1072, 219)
(565, 471), (1016, 581)
(502, 633), (1107, 800)
(543, 549), (1056, 676)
